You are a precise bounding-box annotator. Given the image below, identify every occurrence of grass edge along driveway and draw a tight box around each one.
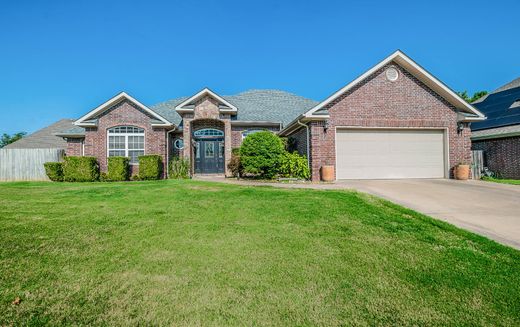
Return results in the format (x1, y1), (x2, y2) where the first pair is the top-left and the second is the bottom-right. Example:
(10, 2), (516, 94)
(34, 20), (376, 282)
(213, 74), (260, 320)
(1, 180), (519, 326)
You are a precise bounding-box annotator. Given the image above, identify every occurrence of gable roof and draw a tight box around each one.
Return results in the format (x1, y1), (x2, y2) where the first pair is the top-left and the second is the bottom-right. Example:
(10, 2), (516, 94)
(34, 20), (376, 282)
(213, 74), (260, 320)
(150, 90), (318, 127)
(74, 92), (172, 127)
(174, 88), (238, 114)
(471, 80), (520, 131)
(302, 50), (486, 121)
(4, 119), (74, 149)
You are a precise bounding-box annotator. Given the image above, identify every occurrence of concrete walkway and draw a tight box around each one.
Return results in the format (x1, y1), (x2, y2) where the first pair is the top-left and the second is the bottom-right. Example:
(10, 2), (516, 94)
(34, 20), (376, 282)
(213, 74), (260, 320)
(195, 176), (520, 249)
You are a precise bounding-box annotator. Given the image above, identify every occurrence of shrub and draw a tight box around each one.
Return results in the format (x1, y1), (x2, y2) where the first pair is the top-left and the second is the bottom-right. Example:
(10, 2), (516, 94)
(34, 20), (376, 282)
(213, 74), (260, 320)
(107, 156), (130, 181)
(130, 174), (141, 181)
(240, 131), (285, 179)
(228, 152), (242, 178)
(279, 152), (310, 180)
(63, 156), (99, 182)
(169, 157), (190, 179)
(138, 155), (162, 180)
(43, 162), (63, 182)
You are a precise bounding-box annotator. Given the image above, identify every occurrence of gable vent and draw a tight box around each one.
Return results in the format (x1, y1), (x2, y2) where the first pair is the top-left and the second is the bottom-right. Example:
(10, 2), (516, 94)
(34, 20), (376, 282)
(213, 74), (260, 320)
(386, 67), (399, 81)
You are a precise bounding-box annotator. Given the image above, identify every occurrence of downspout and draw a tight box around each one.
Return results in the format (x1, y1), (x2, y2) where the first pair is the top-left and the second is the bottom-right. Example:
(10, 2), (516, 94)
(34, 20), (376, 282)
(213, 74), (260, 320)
(296, 119), (310, 168)
(166, 127), (177, 178)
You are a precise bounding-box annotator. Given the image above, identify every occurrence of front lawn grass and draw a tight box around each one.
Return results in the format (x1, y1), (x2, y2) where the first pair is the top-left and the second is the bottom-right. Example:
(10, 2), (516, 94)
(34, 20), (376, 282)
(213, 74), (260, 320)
(1, 180), (519, 326)
(482, 176), (520, 185)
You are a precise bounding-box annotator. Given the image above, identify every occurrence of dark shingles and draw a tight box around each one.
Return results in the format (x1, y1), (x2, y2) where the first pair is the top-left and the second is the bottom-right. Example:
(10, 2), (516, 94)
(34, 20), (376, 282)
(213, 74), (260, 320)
(471, 83), (520, 131)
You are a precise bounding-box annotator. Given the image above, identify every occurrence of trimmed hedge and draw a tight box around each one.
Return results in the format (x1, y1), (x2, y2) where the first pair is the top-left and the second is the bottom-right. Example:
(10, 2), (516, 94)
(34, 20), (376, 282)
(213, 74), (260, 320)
(169, 157), (190, 179)
(63, 156), (100, 182)
(138, 155), (162, 180)
(240, 131), (285, 179)
(44, 162), (63, 182)
(107, 156), (130, 181)
(279, 152), (310, 180)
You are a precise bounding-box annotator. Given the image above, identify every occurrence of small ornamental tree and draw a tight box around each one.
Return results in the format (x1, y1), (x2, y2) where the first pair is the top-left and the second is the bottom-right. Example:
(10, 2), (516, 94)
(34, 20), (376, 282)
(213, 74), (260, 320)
(240, 131), (285, 179)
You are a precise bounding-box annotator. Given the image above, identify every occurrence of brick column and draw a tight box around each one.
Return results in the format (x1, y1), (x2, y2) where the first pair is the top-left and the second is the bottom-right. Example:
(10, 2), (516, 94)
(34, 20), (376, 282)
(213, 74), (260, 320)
(224, 120), (232, 177)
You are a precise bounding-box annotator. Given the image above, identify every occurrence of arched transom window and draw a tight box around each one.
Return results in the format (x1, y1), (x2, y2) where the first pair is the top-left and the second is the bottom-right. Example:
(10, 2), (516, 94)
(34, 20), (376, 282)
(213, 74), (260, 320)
(193, 128), (224, 138)
(107, 126), (145, 164)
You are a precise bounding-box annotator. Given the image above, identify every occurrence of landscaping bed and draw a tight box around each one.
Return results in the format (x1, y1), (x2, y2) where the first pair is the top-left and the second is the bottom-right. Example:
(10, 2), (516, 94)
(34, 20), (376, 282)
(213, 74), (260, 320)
(1, 180), (519, 325)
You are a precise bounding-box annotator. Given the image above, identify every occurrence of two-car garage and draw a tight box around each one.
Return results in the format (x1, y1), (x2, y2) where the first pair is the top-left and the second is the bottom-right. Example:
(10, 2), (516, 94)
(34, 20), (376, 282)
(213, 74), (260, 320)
(335, 129), (447, 180)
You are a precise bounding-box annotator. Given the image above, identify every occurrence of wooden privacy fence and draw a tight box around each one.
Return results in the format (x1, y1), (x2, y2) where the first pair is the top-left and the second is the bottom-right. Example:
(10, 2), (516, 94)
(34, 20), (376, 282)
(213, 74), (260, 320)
(471, 150), (484, 180)
(0, 148), (64, 181)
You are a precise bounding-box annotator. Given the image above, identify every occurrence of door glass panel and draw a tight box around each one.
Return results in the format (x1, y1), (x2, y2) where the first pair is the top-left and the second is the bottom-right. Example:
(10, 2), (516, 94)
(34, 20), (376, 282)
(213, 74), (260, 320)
(218, 142), (224, 158)
(205, 142), (215, 158)
(196, 142), (201, 158)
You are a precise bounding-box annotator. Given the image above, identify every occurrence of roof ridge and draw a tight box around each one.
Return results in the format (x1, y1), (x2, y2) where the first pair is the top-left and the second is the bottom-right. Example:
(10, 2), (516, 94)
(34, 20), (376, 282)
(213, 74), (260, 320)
(492, 77), (520, 94)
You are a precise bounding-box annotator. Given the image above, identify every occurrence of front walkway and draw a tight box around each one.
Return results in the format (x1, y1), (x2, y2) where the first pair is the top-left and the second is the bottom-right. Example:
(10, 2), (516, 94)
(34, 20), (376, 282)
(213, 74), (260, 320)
(194, 176), (520, 249)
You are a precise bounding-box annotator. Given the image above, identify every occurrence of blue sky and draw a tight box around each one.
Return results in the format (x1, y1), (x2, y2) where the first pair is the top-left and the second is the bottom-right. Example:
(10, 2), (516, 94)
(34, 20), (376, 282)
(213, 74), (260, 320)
(1, 0), (519, 134)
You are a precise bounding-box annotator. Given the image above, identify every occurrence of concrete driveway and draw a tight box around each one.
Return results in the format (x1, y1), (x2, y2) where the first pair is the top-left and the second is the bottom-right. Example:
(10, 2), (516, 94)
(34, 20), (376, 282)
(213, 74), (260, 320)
(342, 179), (520, 249)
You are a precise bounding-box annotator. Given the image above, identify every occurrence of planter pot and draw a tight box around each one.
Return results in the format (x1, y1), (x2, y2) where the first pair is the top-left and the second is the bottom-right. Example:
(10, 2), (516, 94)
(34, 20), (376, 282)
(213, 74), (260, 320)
(321, 165), (335, 182)
(455, 164), (470, 180)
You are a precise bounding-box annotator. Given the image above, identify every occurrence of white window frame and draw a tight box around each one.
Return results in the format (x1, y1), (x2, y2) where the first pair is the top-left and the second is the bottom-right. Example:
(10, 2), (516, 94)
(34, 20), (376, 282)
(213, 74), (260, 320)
(241, 129), (265, 140)
(107, 126), (145, 165)
(173, 138), (184, 150)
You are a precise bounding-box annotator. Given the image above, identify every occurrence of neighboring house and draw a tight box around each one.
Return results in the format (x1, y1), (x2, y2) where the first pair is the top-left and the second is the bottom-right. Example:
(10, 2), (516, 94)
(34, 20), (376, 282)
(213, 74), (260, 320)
(39, 50), (484, 181)
(471, 78), (520, 178)
(4, 119), (75, 149)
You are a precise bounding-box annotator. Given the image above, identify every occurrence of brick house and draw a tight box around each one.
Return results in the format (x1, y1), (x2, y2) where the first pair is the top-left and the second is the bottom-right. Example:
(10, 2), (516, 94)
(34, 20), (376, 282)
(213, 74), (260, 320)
(471, 78), (520, 179)
(48, 50), (484, 181)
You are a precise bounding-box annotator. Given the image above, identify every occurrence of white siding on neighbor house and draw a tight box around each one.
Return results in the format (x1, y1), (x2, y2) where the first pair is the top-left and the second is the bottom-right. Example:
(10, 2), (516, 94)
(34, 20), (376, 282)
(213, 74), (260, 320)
(336, 129), (445, 179)
(0, 148), (64, 181)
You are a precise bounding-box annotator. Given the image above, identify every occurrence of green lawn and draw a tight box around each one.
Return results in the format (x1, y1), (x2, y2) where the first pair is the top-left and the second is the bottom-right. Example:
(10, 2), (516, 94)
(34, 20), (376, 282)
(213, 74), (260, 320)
(1, 180), (519, 326)
(482, 176), (520, 185)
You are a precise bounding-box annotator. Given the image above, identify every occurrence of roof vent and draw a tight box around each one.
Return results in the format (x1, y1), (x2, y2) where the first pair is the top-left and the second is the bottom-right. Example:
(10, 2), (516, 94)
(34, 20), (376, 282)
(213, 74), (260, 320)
(386, 67), (399, 82)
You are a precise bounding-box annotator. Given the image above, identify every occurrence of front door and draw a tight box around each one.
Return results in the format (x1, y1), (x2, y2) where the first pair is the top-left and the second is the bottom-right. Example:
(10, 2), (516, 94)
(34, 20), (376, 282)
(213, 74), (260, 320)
(194, 139), (224, 174)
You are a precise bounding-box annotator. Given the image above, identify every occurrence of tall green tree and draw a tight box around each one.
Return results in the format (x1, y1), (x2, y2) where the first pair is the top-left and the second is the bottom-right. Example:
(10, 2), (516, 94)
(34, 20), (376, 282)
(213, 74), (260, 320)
(0, 132), (27, 148)
(457, 90), (488, 103)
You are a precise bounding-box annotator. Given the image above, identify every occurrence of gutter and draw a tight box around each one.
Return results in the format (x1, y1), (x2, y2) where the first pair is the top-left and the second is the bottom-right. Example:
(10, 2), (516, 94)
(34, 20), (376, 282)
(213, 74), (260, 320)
(296, 119), (310, 168)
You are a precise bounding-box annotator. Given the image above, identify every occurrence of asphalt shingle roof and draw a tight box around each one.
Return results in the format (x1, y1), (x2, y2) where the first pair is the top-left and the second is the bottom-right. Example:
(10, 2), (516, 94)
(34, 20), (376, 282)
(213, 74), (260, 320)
(471, 79), (520, 131)
(4, 119), (75, 149)
(150, 89), (318, 127)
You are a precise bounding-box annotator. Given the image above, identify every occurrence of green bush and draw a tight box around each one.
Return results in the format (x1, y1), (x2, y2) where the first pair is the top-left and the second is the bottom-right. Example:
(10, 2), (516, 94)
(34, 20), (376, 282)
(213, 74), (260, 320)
(107, 156), (130, 181)
(279, 152), (310, 180)
(63, 156), (99, 182)
(138, 155), (163, 180)
(43, 162), (63, 182)
(169, 157), (190, 179)
(240, 131), (285, 179)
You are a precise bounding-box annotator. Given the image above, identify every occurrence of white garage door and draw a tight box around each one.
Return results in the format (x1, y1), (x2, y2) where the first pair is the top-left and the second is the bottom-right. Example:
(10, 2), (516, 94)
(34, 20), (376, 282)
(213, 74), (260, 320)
(336, 129), (445, 179)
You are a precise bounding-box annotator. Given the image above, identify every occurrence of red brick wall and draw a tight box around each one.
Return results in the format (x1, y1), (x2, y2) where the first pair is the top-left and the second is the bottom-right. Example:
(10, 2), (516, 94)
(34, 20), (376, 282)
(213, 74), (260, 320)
(65, 138), (83, 156)
(308, 62), (471, 181)
(231, 126), (280, 149)
(81, 100), (168, 176)
(472, 136), (520, 179)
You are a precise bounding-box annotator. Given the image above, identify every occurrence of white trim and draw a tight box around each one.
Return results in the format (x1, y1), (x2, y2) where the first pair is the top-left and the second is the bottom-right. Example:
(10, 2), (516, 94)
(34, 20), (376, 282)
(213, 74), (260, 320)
(75, 92), (173, 127)
(333, 126), (450, 180)
(174, 88), (238, 113)
(173, 138), (184, 149)
(106, 126), (145, 165)
(304, 50), (486, 120)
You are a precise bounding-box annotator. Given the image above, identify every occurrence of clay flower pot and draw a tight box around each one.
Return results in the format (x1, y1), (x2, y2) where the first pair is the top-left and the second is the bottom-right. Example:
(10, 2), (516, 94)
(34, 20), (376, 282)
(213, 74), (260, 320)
(321, 165), (335, 182)
(455, 164), (470, 180)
